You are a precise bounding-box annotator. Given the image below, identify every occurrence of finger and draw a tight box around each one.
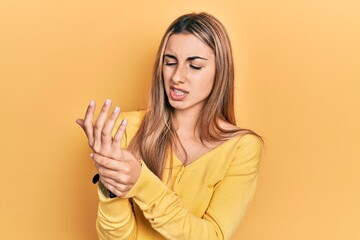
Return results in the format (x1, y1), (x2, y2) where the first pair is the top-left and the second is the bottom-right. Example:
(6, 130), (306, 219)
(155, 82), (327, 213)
(99, 178), (118, 197)
(99, 176), (115, 187)
(75, 119), (85, 130)
(104, 178), (131, 193)
(91, 153), (100, 171)
(91, 153), (123, 171)
(93, 99), (112, 151)
(102, 181), (123, 198)
(100, 177), (131, 197)
(95, 156), (131, 185)
(98, 166), (122, 181)
(101, 106), (121, 150)
(113, 118), (128, 149)
(83, 100), (96, 146)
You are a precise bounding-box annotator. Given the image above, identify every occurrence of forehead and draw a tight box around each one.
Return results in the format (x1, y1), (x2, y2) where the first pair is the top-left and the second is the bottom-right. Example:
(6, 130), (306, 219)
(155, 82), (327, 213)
(164, 33), (214, 57)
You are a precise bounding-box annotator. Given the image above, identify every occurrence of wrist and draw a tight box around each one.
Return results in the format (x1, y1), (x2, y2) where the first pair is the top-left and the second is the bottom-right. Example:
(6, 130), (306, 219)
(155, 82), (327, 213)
(93, 173), (116, 198)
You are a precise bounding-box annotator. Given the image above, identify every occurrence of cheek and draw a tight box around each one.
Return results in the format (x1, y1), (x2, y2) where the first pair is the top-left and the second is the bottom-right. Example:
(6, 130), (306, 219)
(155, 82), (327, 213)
(193, 77), (214, 100)
(202, 72), (215, 92)
(162, 68), (171, 84)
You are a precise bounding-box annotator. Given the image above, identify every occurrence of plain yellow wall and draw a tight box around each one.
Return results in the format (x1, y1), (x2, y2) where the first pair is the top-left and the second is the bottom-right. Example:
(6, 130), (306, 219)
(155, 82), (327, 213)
(1, 0), (359, 239)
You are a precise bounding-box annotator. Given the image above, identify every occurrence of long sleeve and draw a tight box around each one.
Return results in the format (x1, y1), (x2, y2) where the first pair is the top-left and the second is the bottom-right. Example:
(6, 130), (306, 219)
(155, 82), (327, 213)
(95, 111), (143, 239)
(125, 134), (262, 240)
(96, 188), (137, 239)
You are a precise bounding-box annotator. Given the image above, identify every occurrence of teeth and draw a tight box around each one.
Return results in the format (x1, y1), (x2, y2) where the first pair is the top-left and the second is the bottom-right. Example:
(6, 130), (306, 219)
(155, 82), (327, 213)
(174, 89), (186, 96)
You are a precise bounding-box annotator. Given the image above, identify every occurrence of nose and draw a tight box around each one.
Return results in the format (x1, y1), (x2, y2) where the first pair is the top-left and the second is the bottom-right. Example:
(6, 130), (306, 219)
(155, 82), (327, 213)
(171, 64), (185, 84)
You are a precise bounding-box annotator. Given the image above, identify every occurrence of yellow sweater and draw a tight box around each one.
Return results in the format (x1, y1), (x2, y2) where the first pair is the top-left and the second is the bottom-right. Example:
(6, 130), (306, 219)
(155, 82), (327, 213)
(96, 111), (262, 240)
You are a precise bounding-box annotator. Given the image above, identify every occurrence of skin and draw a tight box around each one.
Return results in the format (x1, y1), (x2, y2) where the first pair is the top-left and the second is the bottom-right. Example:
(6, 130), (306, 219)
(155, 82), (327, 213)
(76, 33), (234, 195)
(163, 33), (216, 115)
(76, 99), (141, 197)
(162, 33), (221, 164)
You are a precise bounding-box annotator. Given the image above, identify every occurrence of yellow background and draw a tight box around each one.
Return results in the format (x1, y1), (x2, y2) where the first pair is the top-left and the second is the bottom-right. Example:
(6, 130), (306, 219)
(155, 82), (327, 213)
(1, 0), (359, 239)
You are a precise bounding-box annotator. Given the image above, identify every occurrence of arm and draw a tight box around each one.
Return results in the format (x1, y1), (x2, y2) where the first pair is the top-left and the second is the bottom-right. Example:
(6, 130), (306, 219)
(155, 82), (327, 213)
(96, 187), (137, 239)
(77, 100), (261, 239)
(76, 99), (141, 239)
(125, 134), (262, 240)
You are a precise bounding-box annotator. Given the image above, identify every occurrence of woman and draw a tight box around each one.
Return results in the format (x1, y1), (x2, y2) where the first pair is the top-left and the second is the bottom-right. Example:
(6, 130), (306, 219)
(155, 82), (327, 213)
(77, 12), (262, 240)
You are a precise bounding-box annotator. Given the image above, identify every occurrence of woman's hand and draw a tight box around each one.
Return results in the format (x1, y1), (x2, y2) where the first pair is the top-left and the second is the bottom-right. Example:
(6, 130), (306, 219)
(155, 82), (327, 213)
(76, 99), (125, 159)
(76, 99), (142, 196)
(91, 152), (141, 197)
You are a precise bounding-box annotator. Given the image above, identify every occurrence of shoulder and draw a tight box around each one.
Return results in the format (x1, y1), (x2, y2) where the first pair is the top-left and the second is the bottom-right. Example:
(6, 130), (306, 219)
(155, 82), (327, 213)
(232, 134), (263, 168)
(218, 118), (240, 132)
(215, 133), (263, 178)
(236, 134), (263, 155)
(217, 119), (263, 152)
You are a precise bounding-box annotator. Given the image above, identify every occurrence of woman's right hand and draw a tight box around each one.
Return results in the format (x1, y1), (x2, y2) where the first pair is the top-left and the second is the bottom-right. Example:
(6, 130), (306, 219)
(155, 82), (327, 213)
(76, 99), (124, 159)
(76, 99), (142, 197)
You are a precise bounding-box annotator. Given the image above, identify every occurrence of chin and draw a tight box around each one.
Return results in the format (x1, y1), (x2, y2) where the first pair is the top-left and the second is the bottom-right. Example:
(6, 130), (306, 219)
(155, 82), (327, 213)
(169, 102), (186, 110)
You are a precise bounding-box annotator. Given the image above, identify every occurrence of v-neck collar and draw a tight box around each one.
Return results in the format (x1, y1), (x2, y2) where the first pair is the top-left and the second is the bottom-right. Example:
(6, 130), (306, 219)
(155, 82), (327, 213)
(172, 134), (242, 168)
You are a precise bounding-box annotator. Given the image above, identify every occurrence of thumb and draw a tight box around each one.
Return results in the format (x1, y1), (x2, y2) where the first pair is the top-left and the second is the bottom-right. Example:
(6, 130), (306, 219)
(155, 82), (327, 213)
(76, 119), (85, 129)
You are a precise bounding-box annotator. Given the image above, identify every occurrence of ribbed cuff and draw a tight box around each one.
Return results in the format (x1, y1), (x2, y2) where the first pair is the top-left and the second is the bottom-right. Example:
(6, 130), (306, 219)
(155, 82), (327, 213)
(125, 162), (168, 208)
(97, 187), (132, 219)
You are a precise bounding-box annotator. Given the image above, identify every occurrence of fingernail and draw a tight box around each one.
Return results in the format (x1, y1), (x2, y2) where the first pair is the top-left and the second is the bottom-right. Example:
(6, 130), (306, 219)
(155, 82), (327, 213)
(90, 153), (94, 158)
(105, 99), (111, 106)
(114, 106), (120, 113)
(89, 100), (94, 107)
(121, 118), (127, 125)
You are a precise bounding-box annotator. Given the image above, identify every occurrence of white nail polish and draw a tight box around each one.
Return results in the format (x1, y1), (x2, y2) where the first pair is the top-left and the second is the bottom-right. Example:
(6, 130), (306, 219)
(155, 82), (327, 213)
(114, 107), (120, 113)
(105, 99), (111, 106)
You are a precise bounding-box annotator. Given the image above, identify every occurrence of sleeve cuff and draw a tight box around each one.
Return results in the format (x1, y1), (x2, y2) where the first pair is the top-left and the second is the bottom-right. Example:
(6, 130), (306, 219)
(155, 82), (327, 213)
(97, 186), (132, 220)
(125, 161), (170, 207)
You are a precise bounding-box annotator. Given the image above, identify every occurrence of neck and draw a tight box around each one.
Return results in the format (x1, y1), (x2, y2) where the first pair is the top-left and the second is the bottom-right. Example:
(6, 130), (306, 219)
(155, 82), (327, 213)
(173, 108), (201, 139)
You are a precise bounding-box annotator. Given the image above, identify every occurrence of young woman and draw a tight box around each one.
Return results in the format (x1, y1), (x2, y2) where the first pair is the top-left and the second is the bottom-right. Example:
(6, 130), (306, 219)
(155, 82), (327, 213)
(77, 12), (262, 240)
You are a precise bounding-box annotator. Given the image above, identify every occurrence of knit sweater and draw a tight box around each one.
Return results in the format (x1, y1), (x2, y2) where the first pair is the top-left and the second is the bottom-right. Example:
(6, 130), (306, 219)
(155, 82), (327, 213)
(96, 111), (262, 240)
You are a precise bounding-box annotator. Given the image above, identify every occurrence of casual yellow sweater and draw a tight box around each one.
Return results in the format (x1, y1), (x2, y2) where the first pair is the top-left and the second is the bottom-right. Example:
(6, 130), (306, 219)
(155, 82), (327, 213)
(96, 111), (262, 240)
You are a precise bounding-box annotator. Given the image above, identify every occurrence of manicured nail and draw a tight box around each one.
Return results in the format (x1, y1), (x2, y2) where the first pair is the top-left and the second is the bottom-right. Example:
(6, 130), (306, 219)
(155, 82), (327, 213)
(121, 118), (127, 125)
(114, 106), (120, 113)
(105, 99), (111, 106)
(90, 153), (94, 158)
(89, 100), (94, 107)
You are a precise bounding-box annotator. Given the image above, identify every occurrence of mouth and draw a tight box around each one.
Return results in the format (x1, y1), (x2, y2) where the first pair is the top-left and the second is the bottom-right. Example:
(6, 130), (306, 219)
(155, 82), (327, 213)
(171, 87), (189, 96)
(169, 86), (189, 100)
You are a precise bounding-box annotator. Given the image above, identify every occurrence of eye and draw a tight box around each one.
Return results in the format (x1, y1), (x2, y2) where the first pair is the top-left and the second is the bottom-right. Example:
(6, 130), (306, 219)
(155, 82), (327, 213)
(190, 65), (202, 70)
(164, 62), (177, 66)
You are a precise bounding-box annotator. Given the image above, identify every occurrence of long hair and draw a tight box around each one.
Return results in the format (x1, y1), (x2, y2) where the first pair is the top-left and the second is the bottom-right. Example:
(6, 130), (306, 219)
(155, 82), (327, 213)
(128, 12), (260, 179)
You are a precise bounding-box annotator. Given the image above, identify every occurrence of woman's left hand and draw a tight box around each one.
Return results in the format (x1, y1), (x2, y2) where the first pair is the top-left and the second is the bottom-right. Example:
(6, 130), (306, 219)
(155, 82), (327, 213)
(76, 99), (142, 197)
(91, 152), (141, 197)
(76, 99), (126, 158)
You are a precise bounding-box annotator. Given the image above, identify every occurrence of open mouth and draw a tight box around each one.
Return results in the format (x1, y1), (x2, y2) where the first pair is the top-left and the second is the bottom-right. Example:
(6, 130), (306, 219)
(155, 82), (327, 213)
(170, 87), (189, 100)
(172, 87), (188, 95)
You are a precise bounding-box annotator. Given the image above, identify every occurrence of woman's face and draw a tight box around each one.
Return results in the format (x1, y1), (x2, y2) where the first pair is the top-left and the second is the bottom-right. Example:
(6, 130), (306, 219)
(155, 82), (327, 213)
(163, 33), (215, 114)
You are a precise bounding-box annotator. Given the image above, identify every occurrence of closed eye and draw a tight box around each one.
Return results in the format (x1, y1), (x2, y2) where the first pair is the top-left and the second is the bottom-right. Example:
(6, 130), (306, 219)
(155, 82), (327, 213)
(163, 54), (177, 67)
(190, 65), (202, 70)
(164, 62), (177, 66)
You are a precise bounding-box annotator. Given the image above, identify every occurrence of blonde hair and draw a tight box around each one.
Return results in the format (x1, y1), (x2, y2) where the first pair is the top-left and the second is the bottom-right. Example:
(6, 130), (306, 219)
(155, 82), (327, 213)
(128, 12), (260, 179)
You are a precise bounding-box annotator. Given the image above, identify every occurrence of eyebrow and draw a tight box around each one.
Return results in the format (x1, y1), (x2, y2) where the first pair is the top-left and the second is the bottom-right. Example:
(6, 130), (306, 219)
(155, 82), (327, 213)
(163, 54), (208, 61)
